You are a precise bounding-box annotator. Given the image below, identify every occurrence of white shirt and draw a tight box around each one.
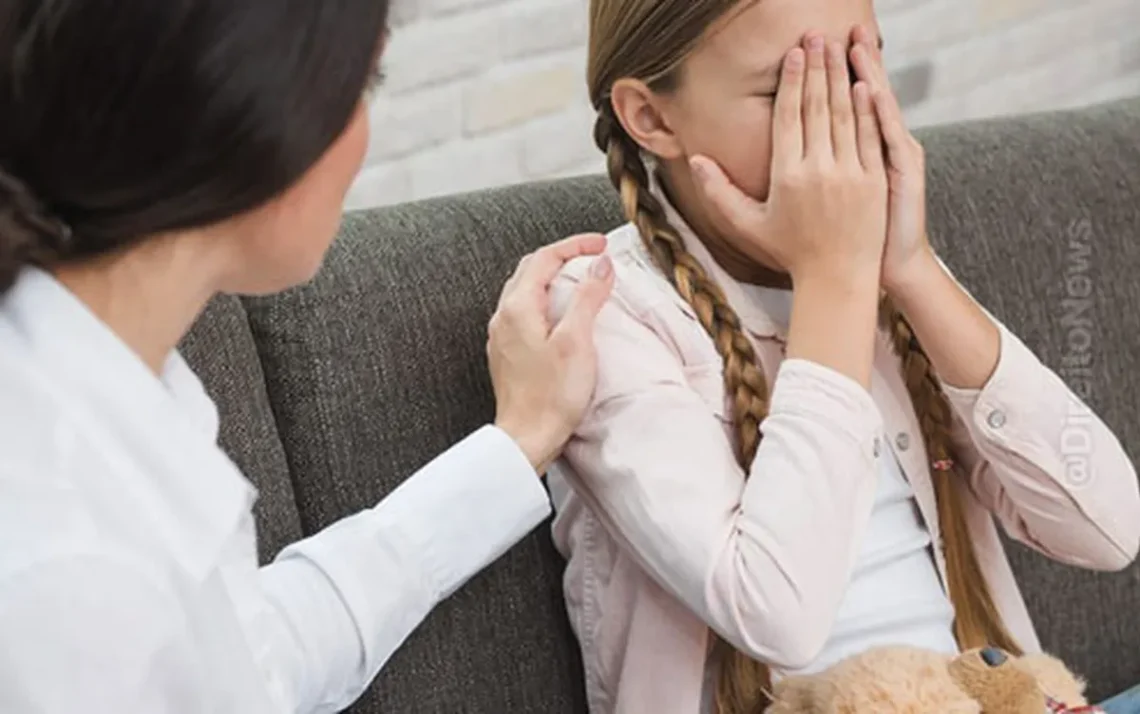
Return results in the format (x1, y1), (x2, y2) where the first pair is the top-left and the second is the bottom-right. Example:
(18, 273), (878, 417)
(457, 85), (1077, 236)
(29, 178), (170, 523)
(743, 284), (958, 679)
(0, 268), (552, 714)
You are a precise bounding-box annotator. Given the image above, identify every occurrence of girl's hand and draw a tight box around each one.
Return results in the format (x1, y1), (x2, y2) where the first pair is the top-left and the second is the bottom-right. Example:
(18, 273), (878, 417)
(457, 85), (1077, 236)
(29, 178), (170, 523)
(690, 34), (889, 287)
(849, 25), (936, 293)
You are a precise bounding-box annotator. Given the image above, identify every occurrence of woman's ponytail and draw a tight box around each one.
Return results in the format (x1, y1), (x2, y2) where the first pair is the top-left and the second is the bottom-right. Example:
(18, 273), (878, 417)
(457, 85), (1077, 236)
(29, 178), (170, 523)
(0, 168), (72, 294)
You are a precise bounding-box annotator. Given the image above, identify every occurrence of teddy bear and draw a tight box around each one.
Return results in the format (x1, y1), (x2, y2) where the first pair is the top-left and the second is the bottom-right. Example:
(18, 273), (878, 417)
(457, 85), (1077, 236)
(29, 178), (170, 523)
(764, 645), (1103, 713)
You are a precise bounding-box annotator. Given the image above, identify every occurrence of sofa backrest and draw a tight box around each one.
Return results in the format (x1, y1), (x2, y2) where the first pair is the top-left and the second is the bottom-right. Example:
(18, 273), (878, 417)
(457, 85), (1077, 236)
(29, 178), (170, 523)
(183, 96), (1140, 712)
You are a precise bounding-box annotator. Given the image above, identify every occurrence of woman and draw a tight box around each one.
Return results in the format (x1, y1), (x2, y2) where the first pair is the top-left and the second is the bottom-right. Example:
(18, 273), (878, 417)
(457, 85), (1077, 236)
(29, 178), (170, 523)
(0, 3), (614, 713)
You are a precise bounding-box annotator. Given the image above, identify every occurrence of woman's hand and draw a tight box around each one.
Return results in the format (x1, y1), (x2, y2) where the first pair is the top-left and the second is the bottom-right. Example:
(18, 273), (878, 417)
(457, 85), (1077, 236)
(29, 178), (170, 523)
(488, 235), (615, 474)
(689, 34), (889, 287)
(849, 25), (937, 294)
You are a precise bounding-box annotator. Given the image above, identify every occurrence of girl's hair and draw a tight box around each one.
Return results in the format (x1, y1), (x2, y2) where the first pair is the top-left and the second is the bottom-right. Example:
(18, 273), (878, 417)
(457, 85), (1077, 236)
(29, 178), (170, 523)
(0, 1), (390, 294)
(586, 1), (1020, 711)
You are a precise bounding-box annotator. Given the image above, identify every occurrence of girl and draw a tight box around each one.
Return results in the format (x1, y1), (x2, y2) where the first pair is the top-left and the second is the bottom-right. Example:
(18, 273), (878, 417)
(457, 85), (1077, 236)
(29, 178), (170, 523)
(0, 2), (614, 712)
(547, 1), (1140, 713)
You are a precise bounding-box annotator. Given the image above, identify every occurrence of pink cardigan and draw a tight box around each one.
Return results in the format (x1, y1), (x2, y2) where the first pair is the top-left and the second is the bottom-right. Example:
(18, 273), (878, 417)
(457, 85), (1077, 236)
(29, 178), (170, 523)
(546, 196), (1140, 714)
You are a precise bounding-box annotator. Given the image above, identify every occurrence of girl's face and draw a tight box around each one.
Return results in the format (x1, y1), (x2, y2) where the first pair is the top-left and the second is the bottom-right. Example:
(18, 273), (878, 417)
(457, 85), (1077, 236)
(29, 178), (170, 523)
(634, 0), (879, 204)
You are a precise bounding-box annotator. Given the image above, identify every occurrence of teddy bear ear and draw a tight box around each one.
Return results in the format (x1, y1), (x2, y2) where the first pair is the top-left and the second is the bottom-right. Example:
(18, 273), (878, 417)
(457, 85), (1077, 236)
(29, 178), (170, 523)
(1013, 653), (1089, 706)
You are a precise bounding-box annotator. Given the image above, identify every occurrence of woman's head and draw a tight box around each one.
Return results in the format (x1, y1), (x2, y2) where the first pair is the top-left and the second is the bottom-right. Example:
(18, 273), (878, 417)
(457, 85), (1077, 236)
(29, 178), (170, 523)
(0, 1), (389, 296)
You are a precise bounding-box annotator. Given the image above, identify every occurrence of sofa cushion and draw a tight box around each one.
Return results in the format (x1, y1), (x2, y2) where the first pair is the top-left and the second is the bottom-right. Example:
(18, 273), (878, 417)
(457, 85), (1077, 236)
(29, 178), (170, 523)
(243, 177), (624, 714)
(918, 98), (1140, 700)
(196, 97), (1140, 712)
(181, 294), (303, 563)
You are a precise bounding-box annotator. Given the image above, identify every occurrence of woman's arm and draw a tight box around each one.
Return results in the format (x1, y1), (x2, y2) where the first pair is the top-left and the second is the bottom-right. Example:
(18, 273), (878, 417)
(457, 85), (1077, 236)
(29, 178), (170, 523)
(550, 267), (884, 670)
(254, 234), (616, 713)
(260, 426), (549, 713)
(892, 255), (1140, 571)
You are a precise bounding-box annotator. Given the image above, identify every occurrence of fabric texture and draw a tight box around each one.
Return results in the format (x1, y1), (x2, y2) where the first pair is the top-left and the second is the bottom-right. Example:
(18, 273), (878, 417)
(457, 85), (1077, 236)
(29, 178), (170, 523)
(180, 295), (302, 563)
(1100, 683), (1140, 714)
(1048, 697), (1105, 714)
(0, 269), (550, 714)
(919, 98), (1140, 701)
(543, 184), (1137, 713)
(178, 97), (1140, 713)
(242, 178), (624, 714)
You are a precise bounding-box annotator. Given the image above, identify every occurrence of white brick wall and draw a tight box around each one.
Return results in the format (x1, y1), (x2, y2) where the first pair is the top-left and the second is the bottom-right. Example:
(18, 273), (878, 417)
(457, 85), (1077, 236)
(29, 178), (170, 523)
(345, 0), (1140, 209)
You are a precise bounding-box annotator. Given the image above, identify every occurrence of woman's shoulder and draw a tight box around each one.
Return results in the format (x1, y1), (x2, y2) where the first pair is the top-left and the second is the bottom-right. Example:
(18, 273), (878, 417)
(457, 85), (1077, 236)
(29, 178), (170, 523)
(0, 391), (148, 606)
(0, 350), (75, 468)
(0, 348), (104, 542)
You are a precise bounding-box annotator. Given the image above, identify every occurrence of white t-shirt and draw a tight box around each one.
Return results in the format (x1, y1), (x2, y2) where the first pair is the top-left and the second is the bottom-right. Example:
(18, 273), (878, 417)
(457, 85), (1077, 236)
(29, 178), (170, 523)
(743, 285), (957, 677)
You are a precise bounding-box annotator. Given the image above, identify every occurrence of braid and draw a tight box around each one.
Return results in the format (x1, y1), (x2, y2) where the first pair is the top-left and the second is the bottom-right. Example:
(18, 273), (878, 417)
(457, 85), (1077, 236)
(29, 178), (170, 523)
(596, 108), (772, 713)
(596, 110), (770, 465)
(881, 296), (1021, 655)
(594, 109), (1020, 706)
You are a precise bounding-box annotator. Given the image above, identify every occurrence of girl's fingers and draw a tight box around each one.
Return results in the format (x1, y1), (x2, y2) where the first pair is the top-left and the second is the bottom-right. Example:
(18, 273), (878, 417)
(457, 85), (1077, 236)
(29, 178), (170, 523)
(873, 90), (910, 167)
(802, 34), (831, 158)
(850, 37), (904, 129)
(771, 47), (806, 170)
(690, 155), (766, 238)
(849, 42), (884, 91)
(827, 40), (857, 164)
(851, 24), (882, 63)
(850, 38), (912, 169)
(854, 81), (883, 172)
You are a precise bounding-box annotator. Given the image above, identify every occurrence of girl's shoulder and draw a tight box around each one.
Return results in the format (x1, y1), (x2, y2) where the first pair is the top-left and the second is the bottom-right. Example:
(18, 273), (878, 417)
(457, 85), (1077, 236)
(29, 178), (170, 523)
(554, 222), (696, 325)
(552, 222), (724, 373)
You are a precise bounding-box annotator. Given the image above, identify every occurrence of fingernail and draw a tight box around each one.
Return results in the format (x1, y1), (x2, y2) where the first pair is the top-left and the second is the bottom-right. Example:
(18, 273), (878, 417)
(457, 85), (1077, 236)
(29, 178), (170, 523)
(589, 255), (613, 280)
(785, 48), (804, 70)
(809, 35), (825, 51)
(690, 156), (709, 183)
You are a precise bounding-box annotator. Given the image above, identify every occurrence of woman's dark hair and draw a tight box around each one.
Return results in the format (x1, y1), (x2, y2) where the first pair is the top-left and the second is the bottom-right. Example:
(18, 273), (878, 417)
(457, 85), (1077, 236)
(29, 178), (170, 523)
(0, 1), (390, 293)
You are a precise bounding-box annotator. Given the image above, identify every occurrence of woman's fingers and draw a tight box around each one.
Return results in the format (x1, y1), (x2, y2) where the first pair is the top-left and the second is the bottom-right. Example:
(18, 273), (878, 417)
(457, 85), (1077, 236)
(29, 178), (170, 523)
(771, 47), (806, 170)
(509, 233), (607, 299)
(827, 40), (857, 165)
(551, 256), (614, 343)
(853, 81), (883, 173)
(802, 34), (831, 159)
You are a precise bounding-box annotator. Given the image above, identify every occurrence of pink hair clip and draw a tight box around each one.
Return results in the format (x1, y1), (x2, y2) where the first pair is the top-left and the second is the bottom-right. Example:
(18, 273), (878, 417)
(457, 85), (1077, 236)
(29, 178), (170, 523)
(932, 459), (955, 472)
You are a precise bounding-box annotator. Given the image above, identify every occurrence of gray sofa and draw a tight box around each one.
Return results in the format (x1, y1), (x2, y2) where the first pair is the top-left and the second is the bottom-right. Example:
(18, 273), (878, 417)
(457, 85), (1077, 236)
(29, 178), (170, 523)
(181, 97), (1140, 713)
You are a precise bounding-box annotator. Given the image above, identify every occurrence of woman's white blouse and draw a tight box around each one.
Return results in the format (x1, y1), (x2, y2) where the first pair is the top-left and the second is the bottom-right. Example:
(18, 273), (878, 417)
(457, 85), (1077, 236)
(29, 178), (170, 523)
(0, 268), (551, 714)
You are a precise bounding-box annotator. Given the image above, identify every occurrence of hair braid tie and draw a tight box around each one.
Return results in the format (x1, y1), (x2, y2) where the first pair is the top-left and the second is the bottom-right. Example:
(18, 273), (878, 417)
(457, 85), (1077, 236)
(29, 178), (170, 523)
(880, 295), (1021, 656)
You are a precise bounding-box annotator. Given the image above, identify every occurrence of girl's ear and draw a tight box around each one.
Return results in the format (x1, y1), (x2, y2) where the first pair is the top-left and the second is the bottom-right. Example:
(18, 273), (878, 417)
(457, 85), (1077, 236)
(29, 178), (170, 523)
(610, 78), (685, 161)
